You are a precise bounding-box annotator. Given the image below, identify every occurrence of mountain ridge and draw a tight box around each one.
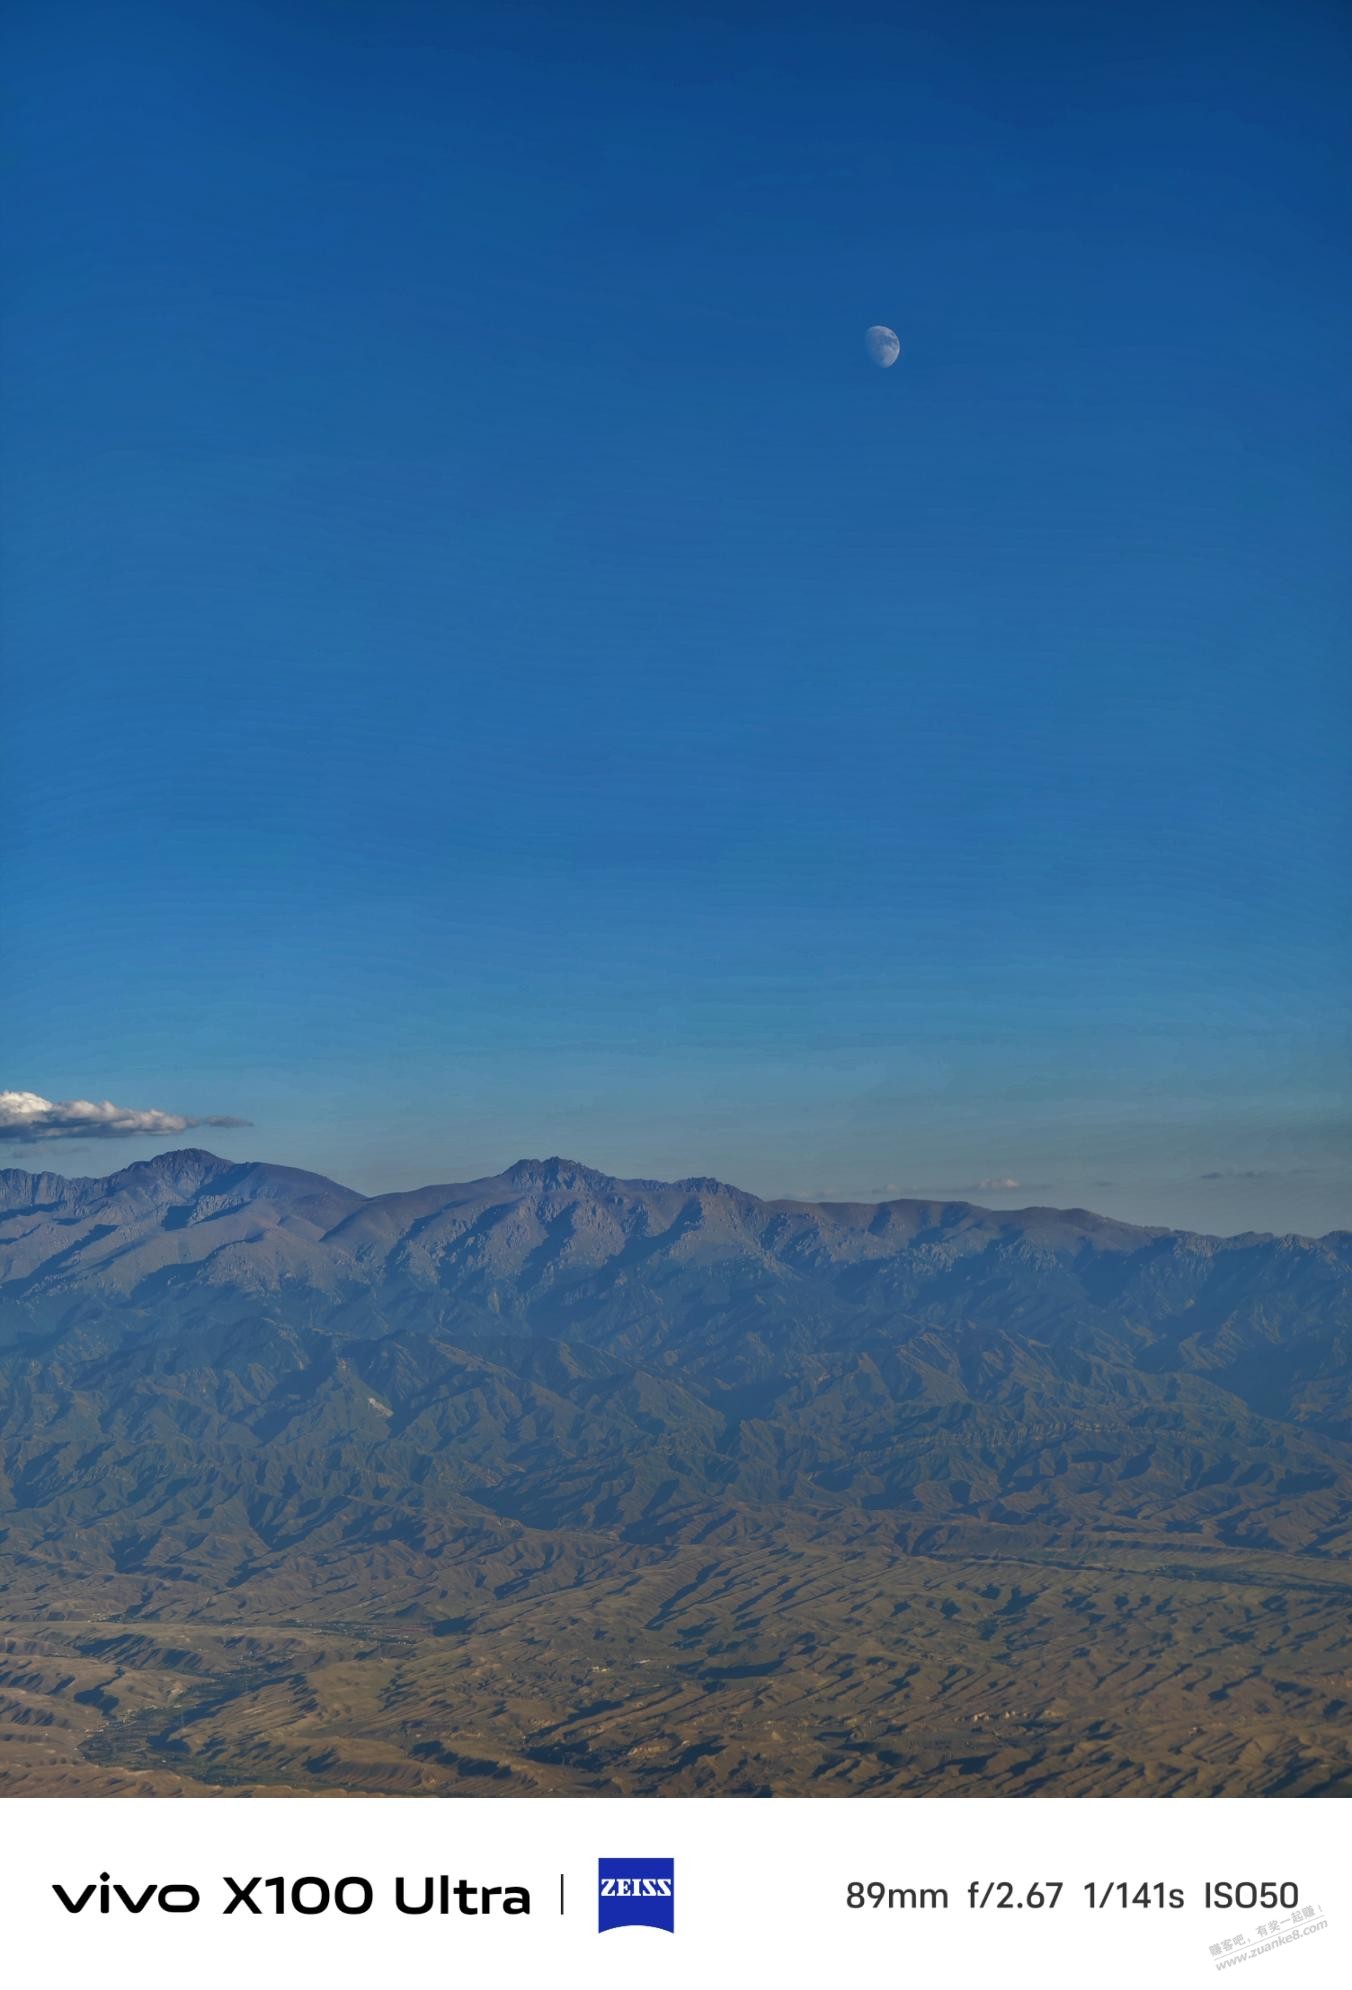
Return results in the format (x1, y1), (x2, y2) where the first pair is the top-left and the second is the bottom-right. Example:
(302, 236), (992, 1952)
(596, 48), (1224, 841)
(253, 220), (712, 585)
(1, 1148), (1346, 1329)
(6, 1142), (1342, 1238)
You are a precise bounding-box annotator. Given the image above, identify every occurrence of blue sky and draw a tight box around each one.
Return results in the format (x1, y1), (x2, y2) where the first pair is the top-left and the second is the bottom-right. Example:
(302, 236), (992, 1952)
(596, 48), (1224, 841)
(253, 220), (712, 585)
(3, 0), (1349, 1233)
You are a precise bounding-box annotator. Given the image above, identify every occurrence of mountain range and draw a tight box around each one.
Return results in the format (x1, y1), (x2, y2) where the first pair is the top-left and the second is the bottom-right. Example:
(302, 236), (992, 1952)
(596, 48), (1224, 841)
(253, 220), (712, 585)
(0, 1149), (1348, 1797)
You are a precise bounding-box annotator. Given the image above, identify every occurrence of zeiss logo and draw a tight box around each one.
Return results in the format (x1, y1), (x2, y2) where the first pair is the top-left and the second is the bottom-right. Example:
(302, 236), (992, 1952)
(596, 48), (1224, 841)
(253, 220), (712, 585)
(597, 1858), (675, 1934)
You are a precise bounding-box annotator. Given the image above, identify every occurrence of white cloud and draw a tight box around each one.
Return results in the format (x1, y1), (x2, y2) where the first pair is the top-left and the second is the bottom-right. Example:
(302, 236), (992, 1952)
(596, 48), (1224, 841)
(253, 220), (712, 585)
(858, 1177), (1033, 1201)
(0, 1090), (250, 1144)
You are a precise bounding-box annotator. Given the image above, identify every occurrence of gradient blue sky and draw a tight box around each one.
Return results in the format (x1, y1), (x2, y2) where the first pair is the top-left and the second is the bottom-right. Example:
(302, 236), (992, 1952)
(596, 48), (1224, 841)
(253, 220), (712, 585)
(3, 0), (1349, 1233)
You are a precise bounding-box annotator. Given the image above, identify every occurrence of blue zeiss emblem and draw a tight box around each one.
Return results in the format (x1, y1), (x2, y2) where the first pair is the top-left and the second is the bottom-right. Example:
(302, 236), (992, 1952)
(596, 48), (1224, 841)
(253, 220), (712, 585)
(597, 1857), (676, 1933)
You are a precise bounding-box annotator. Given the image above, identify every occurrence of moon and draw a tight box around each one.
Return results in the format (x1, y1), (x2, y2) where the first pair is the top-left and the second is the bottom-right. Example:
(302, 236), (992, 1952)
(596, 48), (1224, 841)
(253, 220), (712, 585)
(865, 324), (900, 368)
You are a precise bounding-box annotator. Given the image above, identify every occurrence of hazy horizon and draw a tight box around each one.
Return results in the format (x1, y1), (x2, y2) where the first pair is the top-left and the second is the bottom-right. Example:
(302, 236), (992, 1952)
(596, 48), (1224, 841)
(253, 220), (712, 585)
(1, 1131), (1345, 1240)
